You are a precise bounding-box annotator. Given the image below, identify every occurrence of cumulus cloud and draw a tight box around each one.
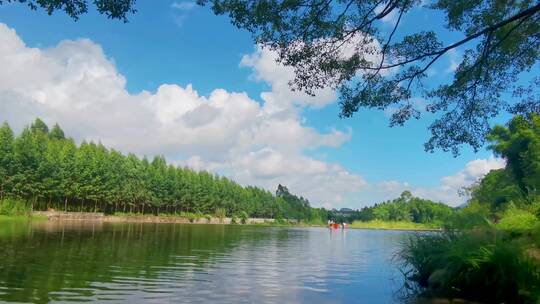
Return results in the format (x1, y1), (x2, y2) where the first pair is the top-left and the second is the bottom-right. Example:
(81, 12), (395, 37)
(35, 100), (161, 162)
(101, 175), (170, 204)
(240, 46), (337, 113)
(240, 33), (389, 115)
(370, 156), (506, 207)
(0, 23), (364, 207)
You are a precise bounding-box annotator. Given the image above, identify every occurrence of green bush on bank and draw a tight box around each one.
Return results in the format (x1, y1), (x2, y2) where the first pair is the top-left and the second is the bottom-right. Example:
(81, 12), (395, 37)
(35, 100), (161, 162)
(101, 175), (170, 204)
(400, 228), (540, 303)
(0, 198), (31, 216)
(350, 220), (440, 230)
(497, 207), (539, 231)
(214, 208), (226, 220)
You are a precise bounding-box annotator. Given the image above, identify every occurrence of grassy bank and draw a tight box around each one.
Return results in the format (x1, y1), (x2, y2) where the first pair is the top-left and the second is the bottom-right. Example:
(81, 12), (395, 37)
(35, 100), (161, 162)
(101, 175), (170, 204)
(0, 214), (46, 221)
(0, 198), (48, 221)
(349, 220), (442, 231)
(0, 198), (32, 217)
(399, 227), (540, 303)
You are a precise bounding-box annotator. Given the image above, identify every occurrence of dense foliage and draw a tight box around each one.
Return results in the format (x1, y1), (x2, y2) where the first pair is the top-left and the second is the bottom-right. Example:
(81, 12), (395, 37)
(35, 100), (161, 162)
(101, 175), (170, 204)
(0, 0), (136, 21)
(351, 191), (454, 225)
(467, 114), (540, 214)
(200, 0), (540, 154)
(275, 184), (328, 223)
(0, 119), (322, 221)
(401, 115), (540, 303)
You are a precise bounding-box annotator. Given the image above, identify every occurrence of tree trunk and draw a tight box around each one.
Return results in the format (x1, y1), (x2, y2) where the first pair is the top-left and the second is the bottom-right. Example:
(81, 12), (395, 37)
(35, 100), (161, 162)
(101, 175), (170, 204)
(64, 197), (68, 212)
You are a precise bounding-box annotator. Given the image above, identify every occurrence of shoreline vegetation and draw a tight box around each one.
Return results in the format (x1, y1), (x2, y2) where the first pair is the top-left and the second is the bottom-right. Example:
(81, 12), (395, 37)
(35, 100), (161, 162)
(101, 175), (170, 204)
(349, 220), (442, 231)
(398, 115), (540, 304)
(1, 208), (444, 231)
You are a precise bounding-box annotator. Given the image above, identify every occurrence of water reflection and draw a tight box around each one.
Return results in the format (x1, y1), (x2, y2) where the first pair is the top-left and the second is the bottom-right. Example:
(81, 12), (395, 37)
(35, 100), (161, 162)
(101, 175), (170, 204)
(0, 221), (410, 303)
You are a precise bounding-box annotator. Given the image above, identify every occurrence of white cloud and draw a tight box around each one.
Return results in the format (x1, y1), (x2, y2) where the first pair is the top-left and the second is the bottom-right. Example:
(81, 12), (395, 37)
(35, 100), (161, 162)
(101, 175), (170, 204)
(240, 46), (337, 114)
(171, 1), (196, 10)
(240, 34), (388, 115)
(0, 23), (365, 208)
(368, 156), (506, 207)
(445, 48), (461, 73)
(170, 1), (197, 27)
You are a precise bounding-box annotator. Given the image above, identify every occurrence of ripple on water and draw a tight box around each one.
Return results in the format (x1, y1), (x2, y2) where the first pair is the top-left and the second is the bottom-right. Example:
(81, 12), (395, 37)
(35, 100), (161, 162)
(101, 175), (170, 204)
(0, 223), (409, 303)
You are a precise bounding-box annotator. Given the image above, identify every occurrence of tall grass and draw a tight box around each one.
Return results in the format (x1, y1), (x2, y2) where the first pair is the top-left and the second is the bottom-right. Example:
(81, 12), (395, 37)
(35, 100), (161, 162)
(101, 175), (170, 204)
(497, 208), (539, 231)
(399, 229), (540, 303)
(350, 220), (440, 230)
(0, 198), (31, 216)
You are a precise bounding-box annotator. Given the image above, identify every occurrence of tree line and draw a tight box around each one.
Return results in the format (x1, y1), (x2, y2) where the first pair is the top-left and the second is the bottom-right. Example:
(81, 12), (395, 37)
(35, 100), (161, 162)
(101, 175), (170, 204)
(345, 190), (454, 225)
(344, 114), (540, 226)
(0, 118), (326, 221)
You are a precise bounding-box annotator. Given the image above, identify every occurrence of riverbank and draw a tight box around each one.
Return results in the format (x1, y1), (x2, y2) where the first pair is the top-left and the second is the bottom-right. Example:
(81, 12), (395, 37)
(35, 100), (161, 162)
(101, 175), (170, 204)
(4, 211), (443, 231)
(31, 211), (280, 225)
(0, 214), (48, 222)
(349, 220), (442, 231)
(18, 212), (442, 231)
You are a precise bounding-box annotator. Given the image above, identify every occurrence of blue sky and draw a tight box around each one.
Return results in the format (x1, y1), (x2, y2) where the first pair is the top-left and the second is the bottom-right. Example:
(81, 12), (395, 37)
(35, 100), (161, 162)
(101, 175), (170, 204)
(0, 1), (509, 208)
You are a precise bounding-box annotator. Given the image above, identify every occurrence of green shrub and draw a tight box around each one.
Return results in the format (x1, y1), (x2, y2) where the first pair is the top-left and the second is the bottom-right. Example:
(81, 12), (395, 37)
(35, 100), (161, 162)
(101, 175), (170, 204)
(0, 198), (31, 216)
(498, 208), (539, 230)
(350, 220), (438, 230)
(214, 208), (226, 220)
(445, 201), (493, 229)
(239, 211), (248, 224)
(399, 229), (540, 303)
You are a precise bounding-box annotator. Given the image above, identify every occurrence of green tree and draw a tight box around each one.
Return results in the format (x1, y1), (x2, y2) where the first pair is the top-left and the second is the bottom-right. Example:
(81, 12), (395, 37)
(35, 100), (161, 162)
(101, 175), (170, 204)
(355, 192), (453, 223)
(49, 123), (65, 140)
(12, 128), (40, 203)
(1, 0), (136, 21)
(469, 169), (524, 212)
(200, 0), (540, 154)
(58, 139), (77, 211)
(30, 118), (49, 135)
(0, 123), (16, 199)
(488, 114), (540, 199)
(0, 119), (323, 219)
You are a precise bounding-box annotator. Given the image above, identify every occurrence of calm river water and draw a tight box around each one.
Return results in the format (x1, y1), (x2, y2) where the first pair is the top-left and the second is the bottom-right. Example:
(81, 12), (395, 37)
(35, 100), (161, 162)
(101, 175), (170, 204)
(0, 220), (413, 303)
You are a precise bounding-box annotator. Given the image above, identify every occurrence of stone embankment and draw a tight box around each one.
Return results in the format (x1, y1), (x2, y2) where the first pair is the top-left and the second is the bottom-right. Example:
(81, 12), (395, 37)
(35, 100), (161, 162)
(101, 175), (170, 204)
(32, 211), (275, 225)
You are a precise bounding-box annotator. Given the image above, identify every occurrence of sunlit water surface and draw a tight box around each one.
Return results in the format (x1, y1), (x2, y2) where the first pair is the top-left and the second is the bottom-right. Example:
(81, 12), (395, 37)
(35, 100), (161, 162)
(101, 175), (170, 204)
(0, 220), (413, 303)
